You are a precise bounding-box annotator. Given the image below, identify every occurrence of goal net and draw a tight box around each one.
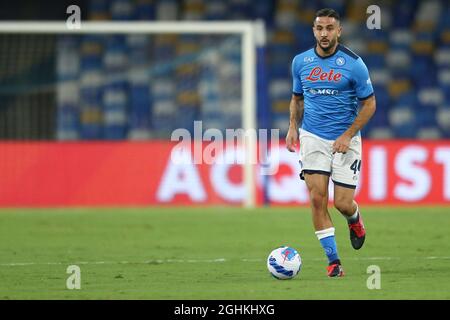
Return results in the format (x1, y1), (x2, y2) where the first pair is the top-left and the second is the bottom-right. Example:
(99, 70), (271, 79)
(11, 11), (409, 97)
(0, 21), (259, 207)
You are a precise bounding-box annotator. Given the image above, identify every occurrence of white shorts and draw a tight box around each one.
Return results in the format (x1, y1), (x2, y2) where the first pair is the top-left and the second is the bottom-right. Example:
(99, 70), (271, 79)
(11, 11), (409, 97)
(298, 129), (362, 189)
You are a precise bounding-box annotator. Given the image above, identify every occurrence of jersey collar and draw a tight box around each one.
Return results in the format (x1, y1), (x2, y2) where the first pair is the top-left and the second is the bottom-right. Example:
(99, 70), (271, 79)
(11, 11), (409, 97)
(314, 43), (341, 59)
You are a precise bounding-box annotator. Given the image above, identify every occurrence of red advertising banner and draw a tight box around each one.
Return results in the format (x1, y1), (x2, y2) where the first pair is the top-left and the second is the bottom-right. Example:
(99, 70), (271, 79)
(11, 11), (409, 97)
(0, 140), (449, 207)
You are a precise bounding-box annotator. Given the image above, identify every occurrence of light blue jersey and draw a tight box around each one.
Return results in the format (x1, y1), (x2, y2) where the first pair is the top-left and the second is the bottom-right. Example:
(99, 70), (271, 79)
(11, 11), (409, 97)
(292, 44), (374, 140)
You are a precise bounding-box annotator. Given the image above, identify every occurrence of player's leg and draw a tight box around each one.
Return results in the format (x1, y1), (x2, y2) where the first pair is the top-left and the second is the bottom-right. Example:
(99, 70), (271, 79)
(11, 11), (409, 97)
(331, 135), (365, 250)
(304, 173), (332, 230)
(334, 184), (366, 249)
(303, 172), (344, 277)
(299, 130), (344, 277)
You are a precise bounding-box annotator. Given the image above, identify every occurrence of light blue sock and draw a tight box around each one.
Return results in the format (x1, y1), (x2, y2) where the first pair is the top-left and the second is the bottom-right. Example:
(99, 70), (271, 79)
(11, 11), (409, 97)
(315, 227), (340, 264)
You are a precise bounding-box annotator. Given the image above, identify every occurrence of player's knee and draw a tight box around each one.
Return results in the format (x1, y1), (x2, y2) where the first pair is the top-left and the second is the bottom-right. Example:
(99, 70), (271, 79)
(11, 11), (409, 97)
(310, 190), (327, 211)
(334, 198), (353, 214)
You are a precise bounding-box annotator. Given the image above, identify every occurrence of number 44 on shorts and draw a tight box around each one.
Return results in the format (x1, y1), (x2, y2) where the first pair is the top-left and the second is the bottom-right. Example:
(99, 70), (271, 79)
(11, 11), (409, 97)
(350, 160), (362, 174)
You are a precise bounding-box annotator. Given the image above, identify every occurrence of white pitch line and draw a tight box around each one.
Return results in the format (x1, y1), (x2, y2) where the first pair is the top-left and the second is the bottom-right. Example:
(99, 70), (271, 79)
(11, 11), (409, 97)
(0, 258), (228, 267)
(0, 256), (449, 267)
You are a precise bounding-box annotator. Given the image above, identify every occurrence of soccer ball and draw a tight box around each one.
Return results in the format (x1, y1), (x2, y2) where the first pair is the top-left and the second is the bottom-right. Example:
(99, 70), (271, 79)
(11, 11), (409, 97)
(267, 246), (302, 280)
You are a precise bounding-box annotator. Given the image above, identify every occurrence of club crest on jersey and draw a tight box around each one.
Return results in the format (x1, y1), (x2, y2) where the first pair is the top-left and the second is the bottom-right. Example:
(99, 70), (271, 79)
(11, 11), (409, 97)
(335, 56), (346, 66)
(305, 67), (342, 82)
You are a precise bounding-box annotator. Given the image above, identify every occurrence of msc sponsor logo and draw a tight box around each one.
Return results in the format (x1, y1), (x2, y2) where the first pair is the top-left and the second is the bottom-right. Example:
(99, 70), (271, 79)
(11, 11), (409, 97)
(309, 88), (339, 95)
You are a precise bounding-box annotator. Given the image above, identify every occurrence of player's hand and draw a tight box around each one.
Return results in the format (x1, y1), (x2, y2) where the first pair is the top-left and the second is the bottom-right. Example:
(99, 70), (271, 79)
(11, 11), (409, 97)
(332, 133), (352, 154)
(286, 127), (299, 152)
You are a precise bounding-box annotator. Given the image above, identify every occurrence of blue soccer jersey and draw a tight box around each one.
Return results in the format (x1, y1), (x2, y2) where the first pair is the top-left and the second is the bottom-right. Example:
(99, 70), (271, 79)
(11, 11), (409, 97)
(292, 44), (374, 140)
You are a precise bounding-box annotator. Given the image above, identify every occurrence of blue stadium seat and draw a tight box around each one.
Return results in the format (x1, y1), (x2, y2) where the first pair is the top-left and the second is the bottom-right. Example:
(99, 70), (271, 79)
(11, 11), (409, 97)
(417, 87), (445, 108)
(366, 103), (389, 130)
(155, 0), (178, 20)
(272, 112), (289, 136)
(57, 103), (80, 140)
(110, 0), (135, 20)
(177, 106), (199, 135)
(126, 34), (151, 66)
(410, 56), (437, 87)
(395, 91), (417, 106)
(80, 35), (104, 71)
(416, 106), (442, 139)
(52, 0), (450, 140)
(389, 105), (416, 138)
(102, 75), (128, 140)
(436, 106), (450, 137)
(128, 68), (151, 138)
(389, 29), (413, 50)
(392, 0), (419, 28)
(293, 23), (315, 50)
(319, 0), (345, 14)
(392, 123), (417, 138)
(103, 35), (128, 72)
(437, 69), (450, 89)
(269, 79), (291, 102)
(135, 0), (155, 20)
(228, 0), (252, 18)
(252, 0), (275, 23)
(361, 54), (385, 69)
(79, 69), (103, 139)
(416, 106), (437, 127)
(57, 37), (80, 82)
(89, 0), (109, 17)
(386, 50), (411, 70)
(372, 85), (390, 112)
(205, 0), (228, 20)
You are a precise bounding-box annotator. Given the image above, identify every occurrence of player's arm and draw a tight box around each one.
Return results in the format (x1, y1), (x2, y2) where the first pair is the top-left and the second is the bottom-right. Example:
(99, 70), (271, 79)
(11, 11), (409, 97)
(333, 57), (375, 154)
(332, 95), (376, 153)
(286, 94), (304, 152)
(287, 55), (304, 153)
(344, 95), (376, 138)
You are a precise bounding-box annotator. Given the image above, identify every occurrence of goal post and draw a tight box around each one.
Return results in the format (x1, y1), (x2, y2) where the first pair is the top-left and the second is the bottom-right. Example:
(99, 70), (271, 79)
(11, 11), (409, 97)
(0, 21), (263, 208)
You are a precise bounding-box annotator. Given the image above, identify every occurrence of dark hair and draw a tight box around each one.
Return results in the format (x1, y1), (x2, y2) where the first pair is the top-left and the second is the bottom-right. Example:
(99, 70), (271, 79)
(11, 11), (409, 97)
(314, 8), (340, 23)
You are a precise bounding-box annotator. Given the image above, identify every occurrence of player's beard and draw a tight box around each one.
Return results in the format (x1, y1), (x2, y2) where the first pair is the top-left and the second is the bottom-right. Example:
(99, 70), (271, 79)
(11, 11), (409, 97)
(318, 37), (337, 53)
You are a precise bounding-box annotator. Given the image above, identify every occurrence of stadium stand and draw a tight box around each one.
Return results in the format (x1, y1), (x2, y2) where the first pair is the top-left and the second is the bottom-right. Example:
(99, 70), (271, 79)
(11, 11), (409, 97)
(1, 0), (449, 140)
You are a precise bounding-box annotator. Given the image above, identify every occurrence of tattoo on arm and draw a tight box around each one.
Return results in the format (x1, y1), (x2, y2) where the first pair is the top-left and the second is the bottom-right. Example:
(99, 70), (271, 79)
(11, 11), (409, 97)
(289, 95), (304, 130)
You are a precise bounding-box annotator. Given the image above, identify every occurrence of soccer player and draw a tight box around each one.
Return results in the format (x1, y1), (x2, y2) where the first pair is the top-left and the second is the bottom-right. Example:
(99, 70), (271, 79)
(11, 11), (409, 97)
(286, 8), (376, 277)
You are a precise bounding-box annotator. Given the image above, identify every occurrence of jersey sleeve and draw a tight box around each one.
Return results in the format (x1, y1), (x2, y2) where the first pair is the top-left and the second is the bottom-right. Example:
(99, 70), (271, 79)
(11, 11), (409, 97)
(352, 57), (374, 100)
(291, 55), (303, 96)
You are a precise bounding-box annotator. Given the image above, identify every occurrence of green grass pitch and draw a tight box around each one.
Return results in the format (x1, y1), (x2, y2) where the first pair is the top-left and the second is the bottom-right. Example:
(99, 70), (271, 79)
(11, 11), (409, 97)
(0, 206), (449, 299)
